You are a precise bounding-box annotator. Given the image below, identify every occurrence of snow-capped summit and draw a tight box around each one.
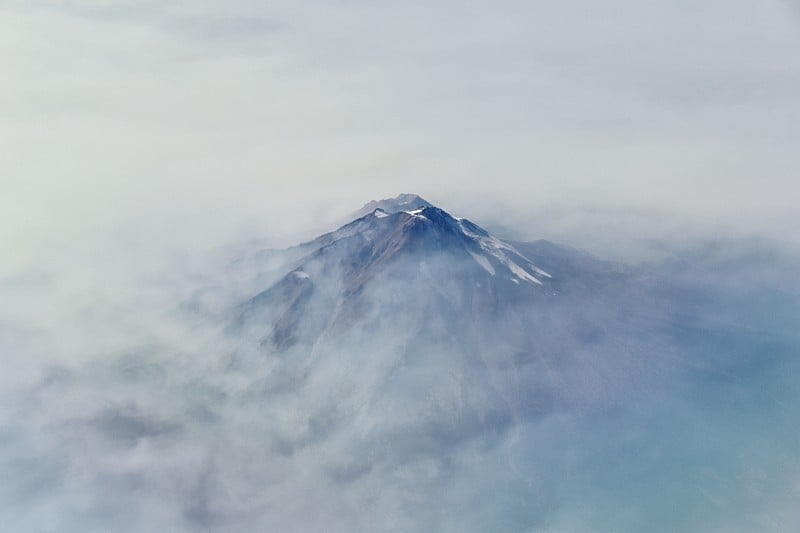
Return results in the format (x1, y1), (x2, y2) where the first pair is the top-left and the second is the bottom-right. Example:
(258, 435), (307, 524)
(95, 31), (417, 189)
(232, 195), (564, 355)
(299, 198), (551, 289)
(352, 193), (433, 219)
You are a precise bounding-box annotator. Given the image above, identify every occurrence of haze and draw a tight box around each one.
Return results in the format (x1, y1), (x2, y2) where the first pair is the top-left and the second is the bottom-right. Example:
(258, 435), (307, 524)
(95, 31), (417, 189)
(3, 0), (800, 271)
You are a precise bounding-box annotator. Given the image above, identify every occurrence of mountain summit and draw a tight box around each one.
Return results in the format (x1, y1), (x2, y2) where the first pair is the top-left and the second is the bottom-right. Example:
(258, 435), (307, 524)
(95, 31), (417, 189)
(351, 193), (433, 219)
(235, 196), (558, 359)
(312, 195), (551, 288)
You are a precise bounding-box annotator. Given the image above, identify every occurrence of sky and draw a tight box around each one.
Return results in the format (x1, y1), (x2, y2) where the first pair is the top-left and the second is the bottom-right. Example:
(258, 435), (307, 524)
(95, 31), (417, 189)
(2, 0), (800, 273)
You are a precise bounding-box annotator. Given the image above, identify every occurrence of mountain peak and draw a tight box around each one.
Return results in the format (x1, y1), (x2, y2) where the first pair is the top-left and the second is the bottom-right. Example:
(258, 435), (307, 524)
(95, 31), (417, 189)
(297, 197), (552, 292)
(235, 196), (559, 352)
(353, 193), (433, 219)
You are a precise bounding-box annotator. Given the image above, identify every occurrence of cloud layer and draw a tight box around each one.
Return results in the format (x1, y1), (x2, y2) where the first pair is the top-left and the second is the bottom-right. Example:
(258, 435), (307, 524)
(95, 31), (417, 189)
(2, 200), (799, 531)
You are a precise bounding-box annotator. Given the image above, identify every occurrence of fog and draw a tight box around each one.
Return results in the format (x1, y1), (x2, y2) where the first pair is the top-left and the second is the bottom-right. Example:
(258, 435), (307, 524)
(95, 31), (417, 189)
(2, 197), (799, 531)
(2, 1), (800, 531)
(3, 0), (800, 271)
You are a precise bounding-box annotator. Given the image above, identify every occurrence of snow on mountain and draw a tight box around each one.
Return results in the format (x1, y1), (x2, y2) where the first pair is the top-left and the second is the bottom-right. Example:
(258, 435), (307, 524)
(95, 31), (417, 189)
(351, 193), (433, 219)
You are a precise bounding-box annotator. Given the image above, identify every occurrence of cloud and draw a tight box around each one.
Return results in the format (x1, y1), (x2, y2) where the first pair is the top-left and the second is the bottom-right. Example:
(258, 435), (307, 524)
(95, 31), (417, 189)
(2, 201), (799, 531)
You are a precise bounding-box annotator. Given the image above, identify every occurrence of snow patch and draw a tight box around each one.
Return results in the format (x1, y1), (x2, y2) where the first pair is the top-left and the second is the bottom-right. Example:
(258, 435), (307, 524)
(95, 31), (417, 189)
(469, 251), (496, 276)
(292, 271), (311, 280)
(457, 219), (548, 284)
(507, 261), (543, 285)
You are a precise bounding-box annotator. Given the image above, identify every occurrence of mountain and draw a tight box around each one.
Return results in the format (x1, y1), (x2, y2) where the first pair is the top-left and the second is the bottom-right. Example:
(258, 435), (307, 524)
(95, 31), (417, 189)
(235, 196), (556, 351)
(224, 195), (666, 450)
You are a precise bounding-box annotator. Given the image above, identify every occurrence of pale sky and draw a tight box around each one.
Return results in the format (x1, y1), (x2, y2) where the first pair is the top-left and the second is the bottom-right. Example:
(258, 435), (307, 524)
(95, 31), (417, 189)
(3, 0), (800, 270)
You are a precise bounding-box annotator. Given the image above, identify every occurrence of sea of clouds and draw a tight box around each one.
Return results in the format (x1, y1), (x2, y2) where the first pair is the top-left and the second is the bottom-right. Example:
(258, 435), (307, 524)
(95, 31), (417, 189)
(2, 210), (799, 532)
